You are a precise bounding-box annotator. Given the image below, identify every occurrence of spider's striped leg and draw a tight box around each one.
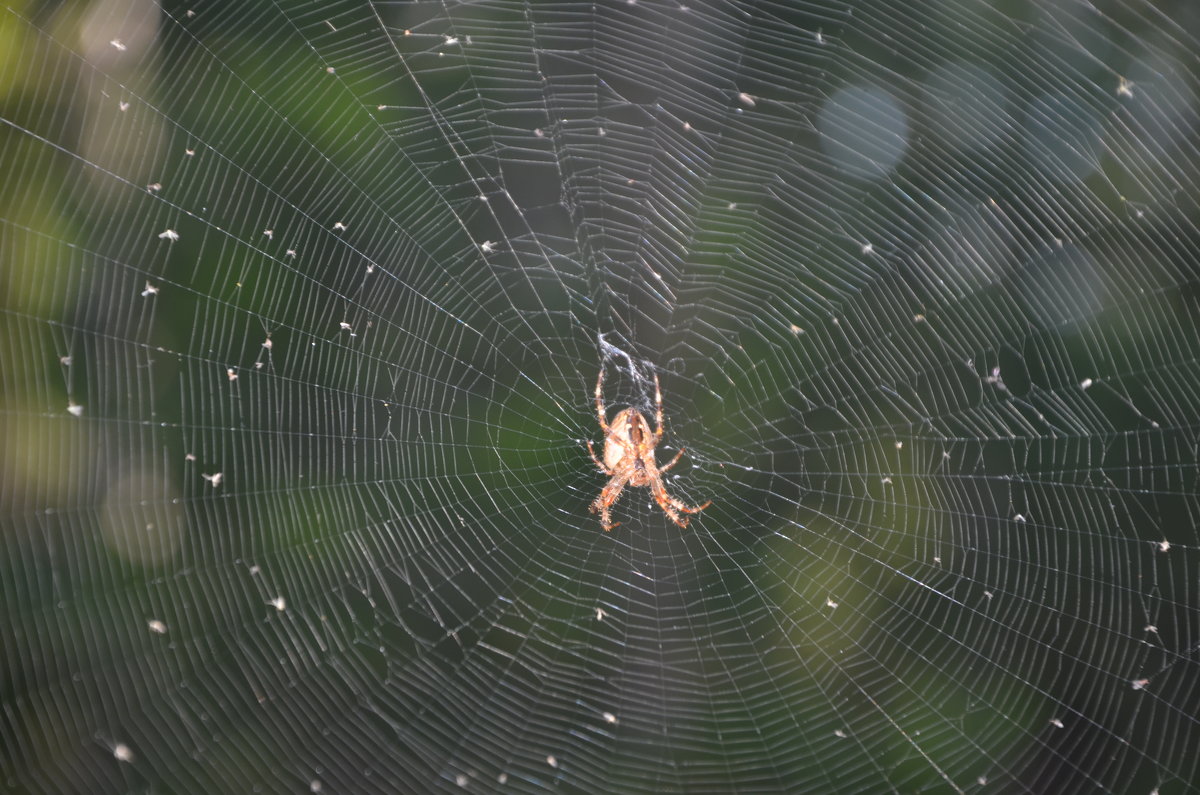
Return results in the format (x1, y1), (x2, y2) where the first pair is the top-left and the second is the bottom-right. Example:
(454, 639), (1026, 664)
(658, 447), (685, 473)
(651, 478), (712, 528)
(671, 497), (712, 515)
(594, 368), (609, 431)
(590, 476), (626, 531)
(591, 503), (620, 531)
(651, 373), (664, 444)
(651, 479), (693, 528)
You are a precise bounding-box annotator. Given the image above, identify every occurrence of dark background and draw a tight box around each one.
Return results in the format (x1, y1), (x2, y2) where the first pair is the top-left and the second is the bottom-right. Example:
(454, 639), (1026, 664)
(2, 0), (1199, 792)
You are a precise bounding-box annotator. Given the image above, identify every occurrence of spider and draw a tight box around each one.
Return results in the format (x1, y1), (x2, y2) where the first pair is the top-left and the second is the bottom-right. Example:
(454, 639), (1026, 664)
(587, 368), (711, 531)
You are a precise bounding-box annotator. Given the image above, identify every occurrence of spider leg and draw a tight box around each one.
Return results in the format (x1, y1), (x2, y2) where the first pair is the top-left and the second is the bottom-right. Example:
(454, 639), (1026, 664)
(590, 476), (626, 531)
(670, 496), (712, 515)
(651, 373), (664, 445)
(587, 439), (612, 473)
(594, 368), (609, 432)
(658, 447), (685, 473)
(650, 479), (708, 528)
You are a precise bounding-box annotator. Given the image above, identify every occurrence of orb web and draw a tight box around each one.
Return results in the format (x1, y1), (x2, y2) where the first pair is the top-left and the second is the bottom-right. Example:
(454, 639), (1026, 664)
(2, 0), (1199, 792)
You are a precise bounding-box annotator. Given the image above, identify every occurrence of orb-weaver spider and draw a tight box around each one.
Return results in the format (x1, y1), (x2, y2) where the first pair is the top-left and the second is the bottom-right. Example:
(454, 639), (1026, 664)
(587, 369), (711, 531)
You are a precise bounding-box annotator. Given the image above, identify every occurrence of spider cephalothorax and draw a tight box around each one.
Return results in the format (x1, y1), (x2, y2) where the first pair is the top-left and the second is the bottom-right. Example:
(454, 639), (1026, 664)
(587, 369), (711, 531)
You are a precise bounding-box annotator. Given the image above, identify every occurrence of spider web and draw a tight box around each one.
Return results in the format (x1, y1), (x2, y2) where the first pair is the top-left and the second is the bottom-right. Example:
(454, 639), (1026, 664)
(2, 0), (1200, 792)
